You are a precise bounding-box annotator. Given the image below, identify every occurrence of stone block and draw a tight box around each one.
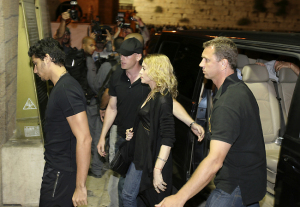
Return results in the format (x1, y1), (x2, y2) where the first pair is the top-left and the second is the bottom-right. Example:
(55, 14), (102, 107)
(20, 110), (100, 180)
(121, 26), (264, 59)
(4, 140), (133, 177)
(2, 139), (44, 205)
(7, 92), (17, 123)
(0, 114), (5, 143)
(0, 72), (5, 98)
(223, 0), (234, 6)
(0, 49), (5, 74)
(234, 1), (245, 6)
(168, 8), (186, 14)
(184, 9), (196, 15)
(266, 13), (274, 19)
(172, 13), (184, 18)
(5, 58), (17, 85)
(6, 77), (17, 99)
(0, 21), (4, 44)
(214, 0), (223, 6)
(198, 0), (207, 5)
(5, 17), (18, 43)
(5, 116), (16, 141)
(0, 96), (5, 119)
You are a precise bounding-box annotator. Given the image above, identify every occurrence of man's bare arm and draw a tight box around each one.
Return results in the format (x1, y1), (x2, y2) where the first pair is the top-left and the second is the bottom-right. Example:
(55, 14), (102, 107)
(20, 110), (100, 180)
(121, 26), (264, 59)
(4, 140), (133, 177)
(55, 10), (70, 39)
(97, 96), (118, 156)
(275, 61), (300, 76)
(156, 140), (231, 207)
(66, 111), (92, 207)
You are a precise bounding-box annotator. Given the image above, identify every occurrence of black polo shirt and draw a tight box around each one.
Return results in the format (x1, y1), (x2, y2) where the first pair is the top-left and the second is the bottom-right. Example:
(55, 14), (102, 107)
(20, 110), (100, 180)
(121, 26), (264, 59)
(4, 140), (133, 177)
(109, 66), (150, 137)
(208, 73), (267, 205)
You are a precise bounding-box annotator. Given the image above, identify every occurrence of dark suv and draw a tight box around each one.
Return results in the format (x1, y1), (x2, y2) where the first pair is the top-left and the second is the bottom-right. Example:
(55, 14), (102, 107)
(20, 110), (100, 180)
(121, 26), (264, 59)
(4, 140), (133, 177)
(148, 30), (300, 207)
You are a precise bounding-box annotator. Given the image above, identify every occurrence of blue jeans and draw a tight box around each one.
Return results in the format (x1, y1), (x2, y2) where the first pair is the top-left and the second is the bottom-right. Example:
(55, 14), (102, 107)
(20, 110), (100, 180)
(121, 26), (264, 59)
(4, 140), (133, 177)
(205, 186), (259, 207)
(122, 162), (143, 207)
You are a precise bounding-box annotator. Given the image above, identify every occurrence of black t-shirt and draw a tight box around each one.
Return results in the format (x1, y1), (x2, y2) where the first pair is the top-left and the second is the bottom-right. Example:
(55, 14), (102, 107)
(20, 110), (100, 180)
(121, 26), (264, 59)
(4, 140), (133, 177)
(109, 66), (150, 137)
(208, 73), (267, 205)
(44, 73), (86, 172)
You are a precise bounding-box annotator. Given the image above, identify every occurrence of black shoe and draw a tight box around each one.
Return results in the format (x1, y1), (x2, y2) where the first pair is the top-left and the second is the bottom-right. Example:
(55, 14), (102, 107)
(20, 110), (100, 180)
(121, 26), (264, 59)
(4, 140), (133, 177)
(88, 169), (103, 178)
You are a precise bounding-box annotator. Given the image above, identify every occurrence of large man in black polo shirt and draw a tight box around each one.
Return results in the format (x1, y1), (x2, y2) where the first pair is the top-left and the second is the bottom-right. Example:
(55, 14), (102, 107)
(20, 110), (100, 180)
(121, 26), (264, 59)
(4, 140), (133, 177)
(97, 37), (205, 207)
(28, 38), (92, 207)
(157, 37), (267, 207)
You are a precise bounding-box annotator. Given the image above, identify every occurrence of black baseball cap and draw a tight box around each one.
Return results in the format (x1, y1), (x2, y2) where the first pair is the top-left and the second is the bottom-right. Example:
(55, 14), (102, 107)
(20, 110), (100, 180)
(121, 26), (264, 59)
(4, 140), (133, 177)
(117, 37), (143, 56)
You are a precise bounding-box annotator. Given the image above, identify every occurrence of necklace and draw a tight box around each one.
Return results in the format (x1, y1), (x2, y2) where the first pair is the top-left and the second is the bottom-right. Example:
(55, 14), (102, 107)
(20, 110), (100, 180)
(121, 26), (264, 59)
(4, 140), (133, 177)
(59, 70), (67, 80)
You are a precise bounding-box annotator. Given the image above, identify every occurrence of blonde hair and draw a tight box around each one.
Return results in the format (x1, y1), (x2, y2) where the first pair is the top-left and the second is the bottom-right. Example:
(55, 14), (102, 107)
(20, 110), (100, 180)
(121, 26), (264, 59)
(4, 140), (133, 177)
(143, 54), (178, 99)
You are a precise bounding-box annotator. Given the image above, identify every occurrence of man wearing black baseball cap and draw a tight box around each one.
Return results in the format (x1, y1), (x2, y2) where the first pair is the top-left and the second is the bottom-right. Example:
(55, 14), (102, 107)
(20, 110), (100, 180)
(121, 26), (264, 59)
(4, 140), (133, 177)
(117, 37), (143, 56)
(97, 37), (146, 206)
(97, 37), (204, 207)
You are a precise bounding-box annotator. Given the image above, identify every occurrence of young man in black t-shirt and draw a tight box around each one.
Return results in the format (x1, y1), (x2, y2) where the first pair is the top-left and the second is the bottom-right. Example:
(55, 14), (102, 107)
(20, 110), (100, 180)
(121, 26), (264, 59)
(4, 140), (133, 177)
(28, 38), (92, 207)
(157, 38), (266, 207)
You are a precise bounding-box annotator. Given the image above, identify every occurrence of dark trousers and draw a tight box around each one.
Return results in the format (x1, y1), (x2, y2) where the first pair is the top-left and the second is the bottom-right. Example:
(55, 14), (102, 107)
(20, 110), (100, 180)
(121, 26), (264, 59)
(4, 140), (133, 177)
(39, 164), (76, 207)
(115, 135), (126, 207)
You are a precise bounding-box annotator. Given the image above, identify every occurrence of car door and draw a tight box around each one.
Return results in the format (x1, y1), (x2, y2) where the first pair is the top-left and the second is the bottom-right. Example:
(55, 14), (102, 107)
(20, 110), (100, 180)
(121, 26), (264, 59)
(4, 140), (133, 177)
(275, 75), (300, 207)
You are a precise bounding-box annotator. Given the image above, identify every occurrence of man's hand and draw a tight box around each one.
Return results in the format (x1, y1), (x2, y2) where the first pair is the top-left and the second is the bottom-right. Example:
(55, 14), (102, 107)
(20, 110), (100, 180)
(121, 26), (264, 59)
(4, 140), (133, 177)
(275, 61), (300, 75)
(97, 137), (106, 157)
(275, 61), (289, 72)
(100, 109), (105, 122)
(155, 194), (185, 207)
(113, 26), (121, 39)
(255, 62), (266, 67)
(62, 10), (70, 21)
(72, 186), (88, 207)
(133, 16), (144, 27)
(106, 29), (112, 42)
(90, 32), (96, 40)
(191, 123), (205, 142)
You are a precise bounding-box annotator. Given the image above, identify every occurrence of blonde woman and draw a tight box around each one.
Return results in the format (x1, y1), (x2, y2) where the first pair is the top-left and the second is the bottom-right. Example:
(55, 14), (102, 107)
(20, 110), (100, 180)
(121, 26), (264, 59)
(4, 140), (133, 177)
(122, 54), (178, 207)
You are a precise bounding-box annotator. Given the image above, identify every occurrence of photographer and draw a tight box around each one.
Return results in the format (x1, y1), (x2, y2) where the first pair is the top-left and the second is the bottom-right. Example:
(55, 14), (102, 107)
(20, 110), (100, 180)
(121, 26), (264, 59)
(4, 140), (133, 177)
(54, 10), (73, 55)
(90, 21), (113, 62)
(116, 15), (150, 46)
(91, 29), (113, 61)
(133, 16), (150, 46)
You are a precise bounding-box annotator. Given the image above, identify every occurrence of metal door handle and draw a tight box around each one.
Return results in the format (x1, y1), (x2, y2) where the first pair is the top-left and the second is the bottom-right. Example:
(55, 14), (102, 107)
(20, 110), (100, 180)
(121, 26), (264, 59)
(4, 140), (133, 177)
(283, 155), (300, 174)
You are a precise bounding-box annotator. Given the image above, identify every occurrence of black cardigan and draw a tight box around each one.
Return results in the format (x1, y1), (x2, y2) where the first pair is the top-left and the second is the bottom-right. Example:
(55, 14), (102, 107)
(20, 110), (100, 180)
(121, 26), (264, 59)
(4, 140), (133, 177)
(137, 92), (176, 195)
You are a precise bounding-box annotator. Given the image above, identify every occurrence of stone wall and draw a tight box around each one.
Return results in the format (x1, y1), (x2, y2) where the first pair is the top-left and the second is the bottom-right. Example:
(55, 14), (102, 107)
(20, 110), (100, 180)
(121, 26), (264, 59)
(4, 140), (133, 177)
(0, 0), (19, 204)
(134, 0), (300, 32)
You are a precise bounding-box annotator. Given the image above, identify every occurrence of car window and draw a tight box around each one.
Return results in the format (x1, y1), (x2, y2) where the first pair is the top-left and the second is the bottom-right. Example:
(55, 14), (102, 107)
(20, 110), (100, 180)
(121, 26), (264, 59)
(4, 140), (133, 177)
(158, 41), (180, 62)
(172, 39), (204, 100)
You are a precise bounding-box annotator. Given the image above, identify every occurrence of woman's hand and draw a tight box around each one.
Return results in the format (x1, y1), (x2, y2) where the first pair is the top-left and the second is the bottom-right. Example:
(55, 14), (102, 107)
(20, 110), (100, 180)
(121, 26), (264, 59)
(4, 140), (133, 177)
(153, 168), (167, 193)
(191, 123), (205, 142)
(125, 128), (134, 141)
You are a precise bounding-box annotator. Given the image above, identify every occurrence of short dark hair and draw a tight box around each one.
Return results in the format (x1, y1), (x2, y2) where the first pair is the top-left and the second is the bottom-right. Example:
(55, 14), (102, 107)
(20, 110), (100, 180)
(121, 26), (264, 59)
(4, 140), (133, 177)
(203, 37), (238, 70)
(114, 37), (124, 51)
(28, 37), (65, 66)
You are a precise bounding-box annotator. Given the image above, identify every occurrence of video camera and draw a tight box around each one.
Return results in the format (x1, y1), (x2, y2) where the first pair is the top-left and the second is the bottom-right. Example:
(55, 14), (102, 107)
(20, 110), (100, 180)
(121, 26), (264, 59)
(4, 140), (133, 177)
(91, 20), (112, 43)
(116, 12), (135, 28)
(69, 1), (78, 21)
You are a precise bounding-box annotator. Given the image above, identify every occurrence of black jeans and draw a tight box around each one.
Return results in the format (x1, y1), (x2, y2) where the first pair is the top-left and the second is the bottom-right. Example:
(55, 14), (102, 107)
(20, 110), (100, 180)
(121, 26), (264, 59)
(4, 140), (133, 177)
(39, 164), (76, 207)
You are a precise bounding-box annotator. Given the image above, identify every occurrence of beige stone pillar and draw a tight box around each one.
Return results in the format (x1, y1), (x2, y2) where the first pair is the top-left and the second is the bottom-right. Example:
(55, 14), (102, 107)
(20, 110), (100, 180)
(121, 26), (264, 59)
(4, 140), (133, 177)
(0, 0), (18, 204)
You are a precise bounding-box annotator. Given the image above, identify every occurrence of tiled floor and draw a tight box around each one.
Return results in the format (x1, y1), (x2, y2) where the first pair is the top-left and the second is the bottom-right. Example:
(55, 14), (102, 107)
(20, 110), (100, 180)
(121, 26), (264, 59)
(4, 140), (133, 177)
(84, 169), (112, 207)
(0, 170), (273, 207)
